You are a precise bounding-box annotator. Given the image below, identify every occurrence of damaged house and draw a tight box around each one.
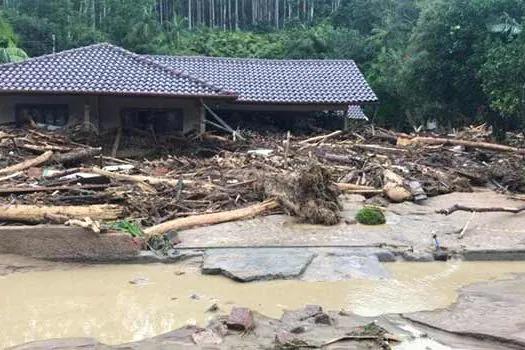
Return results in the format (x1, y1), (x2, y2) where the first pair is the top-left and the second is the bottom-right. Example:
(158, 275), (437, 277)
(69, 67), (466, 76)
(0, 43), (377, 134)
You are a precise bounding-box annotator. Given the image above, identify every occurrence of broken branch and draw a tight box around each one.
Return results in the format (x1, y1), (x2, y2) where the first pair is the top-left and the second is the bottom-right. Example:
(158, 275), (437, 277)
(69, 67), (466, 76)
(437, 204), (525, 215)
(0, 151), (53, 175)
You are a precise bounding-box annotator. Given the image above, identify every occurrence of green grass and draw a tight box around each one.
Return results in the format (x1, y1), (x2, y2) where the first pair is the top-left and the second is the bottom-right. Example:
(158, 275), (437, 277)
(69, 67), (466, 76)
(110, 219), (144, 237)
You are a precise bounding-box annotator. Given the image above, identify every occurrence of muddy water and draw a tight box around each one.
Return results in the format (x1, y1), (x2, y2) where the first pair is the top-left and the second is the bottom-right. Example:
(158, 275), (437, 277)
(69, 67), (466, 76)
(2, 261), (525, 347)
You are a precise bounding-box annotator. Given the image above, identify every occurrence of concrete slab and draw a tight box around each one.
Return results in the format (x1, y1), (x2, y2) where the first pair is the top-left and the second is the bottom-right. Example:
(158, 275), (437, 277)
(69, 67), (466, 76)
(301, 249), (391, 281)
(201, 248), (316, 282)
(405, 275), (525, 347)
(0, 225), (140, 261)
(178, 191), (525, 253)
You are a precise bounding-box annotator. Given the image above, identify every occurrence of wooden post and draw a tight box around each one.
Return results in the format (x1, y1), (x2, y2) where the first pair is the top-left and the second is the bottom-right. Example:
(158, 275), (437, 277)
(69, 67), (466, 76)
(199, 105), (206, 133)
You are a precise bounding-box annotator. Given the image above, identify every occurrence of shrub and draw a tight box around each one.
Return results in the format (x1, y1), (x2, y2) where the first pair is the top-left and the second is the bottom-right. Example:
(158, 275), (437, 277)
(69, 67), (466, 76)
(355, 207), (386, 225)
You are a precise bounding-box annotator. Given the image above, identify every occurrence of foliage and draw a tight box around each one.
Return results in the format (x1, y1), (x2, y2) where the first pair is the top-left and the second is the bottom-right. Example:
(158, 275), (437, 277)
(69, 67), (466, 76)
(355, 207), (386, 225)
(1, 0), (525, 131)
(110, 219), (144, 238)
(0, 13), (28, 63)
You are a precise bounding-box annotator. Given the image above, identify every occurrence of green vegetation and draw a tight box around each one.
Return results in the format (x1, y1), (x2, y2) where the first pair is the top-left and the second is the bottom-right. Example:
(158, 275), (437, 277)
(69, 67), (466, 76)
(1, 0), (525, 132)
(0, 13), (27, 63)
(355, 207), (386, 225)
(110, 219), (143, 238)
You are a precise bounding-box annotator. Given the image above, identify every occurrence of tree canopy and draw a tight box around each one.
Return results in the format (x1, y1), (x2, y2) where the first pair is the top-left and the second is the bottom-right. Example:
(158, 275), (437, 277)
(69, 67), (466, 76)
(0, 0), (524, 131)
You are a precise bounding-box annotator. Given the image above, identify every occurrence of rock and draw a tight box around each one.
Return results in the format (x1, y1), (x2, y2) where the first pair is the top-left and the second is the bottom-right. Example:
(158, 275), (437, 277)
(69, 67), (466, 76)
(190, 294), (200, 300)
(301, 254), (390, 281)
(281, 305), (323, 324)
(314, 313), (332, 325)
(202, 248), (316, 282)
(275, 330), (298, 345)
(289, 325), (307, 334)
(129, 276), (148, 285)
(402, 250), (434, 262)
(191, 329), (222, 345)
(206, 303), (219, 313)
(227, 307), (255, 331)
(384, 185), (412, 203)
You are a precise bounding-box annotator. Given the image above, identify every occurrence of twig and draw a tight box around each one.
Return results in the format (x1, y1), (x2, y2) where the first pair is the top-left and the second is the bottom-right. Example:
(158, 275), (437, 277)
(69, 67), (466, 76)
(437, 204), (525, 215)
(298, 130), (342, 145)
(458, 211), (476, 239)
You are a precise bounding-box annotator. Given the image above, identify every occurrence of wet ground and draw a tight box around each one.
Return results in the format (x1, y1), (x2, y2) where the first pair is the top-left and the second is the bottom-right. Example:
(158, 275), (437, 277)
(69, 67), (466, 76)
(3, 256), (525, 348)
(178, 191), (525, 254)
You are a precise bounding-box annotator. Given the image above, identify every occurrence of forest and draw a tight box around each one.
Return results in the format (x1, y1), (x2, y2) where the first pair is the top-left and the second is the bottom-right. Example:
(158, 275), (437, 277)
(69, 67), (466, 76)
(0, 0), (524, 134)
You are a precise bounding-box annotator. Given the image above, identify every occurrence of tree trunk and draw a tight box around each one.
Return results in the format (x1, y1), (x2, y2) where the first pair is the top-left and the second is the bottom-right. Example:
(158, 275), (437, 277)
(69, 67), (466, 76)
(144, 199), (279, 236)
(0, 151), (53, 175)
(0, 204), (124, 223)
(188, 0), (192, 29)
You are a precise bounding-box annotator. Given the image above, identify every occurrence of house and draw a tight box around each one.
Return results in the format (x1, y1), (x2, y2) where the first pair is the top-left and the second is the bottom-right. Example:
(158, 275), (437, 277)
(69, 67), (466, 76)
(0, 43), (377, 134)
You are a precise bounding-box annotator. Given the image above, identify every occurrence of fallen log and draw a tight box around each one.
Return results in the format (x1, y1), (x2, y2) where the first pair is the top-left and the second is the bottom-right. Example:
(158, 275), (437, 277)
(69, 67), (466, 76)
(437, 204), (525, 215)
(318, 152), (364, 164)
(298, 130), (342, 144)
(0, 151), (53, 175)
(52, 147), (102, 164)
(401, 136), (525, 154)
(0, 183), (109, 195)
(144, 199), (280, 237)
(336, 183), (379, 191)
(0, 204), (124, 223)
(352, 144), (407, 154)
(18, 142), (73, 153)
(89, 167), (201, 191)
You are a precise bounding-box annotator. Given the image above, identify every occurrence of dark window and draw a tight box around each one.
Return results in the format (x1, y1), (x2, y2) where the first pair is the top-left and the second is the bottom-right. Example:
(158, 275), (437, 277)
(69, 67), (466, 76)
(120, 108), (183, 134)
(15, 104), (69, 127)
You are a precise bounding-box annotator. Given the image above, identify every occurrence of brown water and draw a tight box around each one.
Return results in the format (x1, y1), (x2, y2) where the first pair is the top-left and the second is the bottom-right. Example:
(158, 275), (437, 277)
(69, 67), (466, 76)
(2, 260), (525, 348)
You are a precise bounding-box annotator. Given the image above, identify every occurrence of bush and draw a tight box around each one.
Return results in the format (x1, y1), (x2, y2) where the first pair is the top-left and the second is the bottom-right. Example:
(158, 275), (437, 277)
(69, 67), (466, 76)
(355, 207), (386, 225)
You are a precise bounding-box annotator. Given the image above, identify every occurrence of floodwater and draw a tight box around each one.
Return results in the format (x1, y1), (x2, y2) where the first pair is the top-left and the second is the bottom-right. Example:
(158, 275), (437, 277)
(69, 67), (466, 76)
(2, 260), (525, 348)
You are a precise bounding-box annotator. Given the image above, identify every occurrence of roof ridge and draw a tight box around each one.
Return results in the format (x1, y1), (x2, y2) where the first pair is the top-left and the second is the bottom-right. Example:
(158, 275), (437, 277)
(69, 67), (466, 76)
(150, 54), (356, 64)
(135, 54), (236, 95)
(0, 42), (112, 69)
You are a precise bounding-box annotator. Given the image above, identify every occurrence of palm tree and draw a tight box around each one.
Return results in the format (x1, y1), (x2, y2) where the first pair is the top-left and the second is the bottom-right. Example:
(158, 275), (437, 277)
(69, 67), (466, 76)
(0, 37), (29, 63)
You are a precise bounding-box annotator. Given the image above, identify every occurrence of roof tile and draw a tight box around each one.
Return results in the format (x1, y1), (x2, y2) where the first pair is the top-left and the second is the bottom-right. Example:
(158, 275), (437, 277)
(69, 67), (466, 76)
(0, 43), (234, 97)
(150, 55), (377, 104)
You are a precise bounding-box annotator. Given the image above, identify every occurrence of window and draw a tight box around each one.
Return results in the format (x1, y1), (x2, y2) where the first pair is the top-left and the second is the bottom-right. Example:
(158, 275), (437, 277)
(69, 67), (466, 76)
(120, 108), (183, 134)
(15, 104), (69, 127)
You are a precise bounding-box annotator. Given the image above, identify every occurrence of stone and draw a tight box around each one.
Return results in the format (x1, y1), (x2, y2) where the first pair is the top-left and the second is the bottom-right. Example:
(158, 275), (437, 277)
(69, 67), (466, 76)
(227, 307), (255, 331)
(275, 330), (298, 345)
(301, 253), (390, 281)
(289, 325), (307, 334)
(384, 185), (412, 203)
(314, 313), (332, 325)
(402, 250), (434, 262)
(206, 303), (219, 313)
(191, 329), (222, 345)
(202, 248), (316, 282)
(129, 276), (148, 285)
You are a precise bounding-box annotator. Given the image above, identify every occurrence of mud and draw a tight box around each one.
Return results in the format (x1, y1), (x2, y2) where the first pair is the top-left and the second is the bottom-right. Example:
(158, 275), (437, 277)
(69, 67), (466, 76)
(2, 258), (525, 348)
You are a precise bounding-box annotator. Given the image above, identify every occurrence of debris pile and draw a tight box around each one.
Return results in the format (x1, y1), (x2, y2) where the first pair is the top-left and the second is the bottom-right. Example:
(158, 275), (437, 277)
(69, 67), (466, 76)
(0, 123), (524, 236)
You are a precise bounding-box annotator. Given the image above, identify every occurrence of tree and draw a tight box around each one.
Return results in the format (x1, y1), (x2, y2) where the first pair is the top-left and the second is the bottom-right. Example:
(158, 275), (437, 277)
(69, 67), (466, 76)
(0, 12), (28, 63)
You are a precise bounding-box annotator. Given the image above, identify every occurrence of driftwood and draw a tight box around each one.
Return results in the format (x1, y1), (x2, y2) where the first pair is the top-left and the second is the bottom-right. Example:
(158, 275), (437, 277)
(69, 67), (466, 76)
(144, 199), (280, 237)
(0, 171), (23, 183)
(0, 150), (53, 175)
(89, 167), (156, 193)
(0, 204), (124, 223)
(352, 144), (407, 154)
(0, 184), (109, 195)
(298, 130), (342, 144)
(18, 142), (72, 153)
(402, 136), (525, 154)
(336, 183), (379, 192)
(53, 147), (102, 164)
(318, 152), (363, 164)
(111, 127), (122, 158)
(437, 204), (525, 215)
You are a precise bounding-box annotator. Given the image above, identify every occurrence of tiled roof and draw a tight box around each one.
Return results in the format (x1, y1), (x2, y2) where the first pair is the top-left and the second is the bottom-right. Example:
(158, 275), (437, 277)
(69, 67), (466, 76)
(347, 105), (369, 120)
(0, 43), (235, 97)
(150, 55), (378, 104)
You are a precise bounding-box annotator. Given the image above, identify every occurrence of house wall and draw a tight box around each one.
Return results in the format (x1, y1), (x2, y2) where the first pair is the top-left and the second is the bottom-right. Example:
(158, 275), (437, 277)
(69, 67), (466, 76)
(98, 96), (202, 133)
(0, 94), (204, 133)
